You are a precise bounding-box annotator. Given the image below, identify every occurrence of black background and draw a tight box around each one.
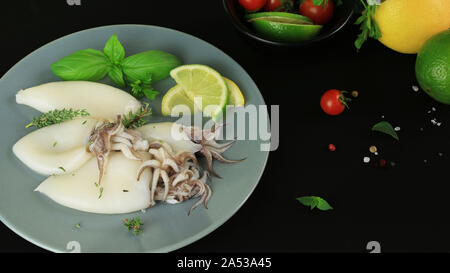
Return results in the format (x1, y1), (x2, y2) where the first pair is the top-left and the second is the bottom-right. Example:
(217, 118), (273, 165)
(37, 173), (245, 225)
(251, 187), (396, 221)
(1, 0), (450, 253)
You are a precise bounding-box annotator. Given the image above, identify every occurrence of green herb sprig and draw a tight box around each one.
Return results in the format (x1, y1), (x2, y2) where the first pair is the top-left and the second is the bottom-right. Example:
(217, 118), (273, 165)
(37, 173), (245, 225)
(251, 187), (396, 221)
(51, 34), (181, 100)
(123, 216), (143, 236)
(354, 0), (381, 51)
(26, 109), (89, 129)
(122, 102), (151, 129)
(297, 196), (333, 211)
(130, 79), (158, 100)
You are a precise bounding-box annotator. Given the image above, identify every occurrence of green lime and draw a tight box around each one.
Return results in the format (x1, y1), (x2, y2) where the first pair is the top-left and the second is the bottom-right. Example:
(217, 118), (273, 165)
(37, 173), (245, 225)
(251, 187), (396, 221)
(161, 77), (245, 116)
(169, 65), (229, 120)
(249, 16), (314, 25)
(245, 12), (313, 24)
(250, 19), (322, 42)
(416, 29), (450, 104)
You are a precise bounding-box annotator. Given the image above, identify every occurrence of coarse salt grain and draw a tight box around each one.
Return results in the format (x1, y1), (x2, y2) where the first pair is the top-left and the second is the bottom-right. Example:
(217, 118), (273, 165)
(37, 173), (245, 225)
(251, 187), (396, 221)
(412, 85), (419, 92)
(363, 157), (370, 163)
(394, 126), (400, 131)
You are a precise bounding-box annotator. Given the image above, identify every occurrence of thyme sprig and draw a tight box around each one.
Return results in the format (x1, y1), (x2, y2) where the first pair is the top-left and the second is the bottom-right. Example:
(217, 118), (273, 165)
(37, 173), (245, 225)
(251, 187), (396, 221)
(122, 102), (151, 129)
(26, 109), (90, 129)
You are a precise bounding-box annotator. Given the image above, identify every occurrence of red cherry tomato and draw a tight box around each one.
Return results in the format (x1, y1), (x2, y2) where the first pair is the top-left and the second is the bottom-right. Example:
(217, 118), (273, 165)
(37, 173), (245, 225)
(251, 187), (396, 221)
(239, 0), (267, 12)
(299, 0), (334, 25)
(328, 144), (336, 151)
(264, 0), (293, 11)
(320, 89), (348, 116)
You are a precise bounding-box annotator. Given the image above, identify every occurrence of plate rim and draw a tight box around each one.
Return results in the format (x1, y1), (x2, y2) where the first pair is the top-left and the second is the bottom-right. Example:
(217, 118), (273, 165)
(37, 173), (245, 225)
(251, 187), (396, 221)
(0, 24), (270, 253)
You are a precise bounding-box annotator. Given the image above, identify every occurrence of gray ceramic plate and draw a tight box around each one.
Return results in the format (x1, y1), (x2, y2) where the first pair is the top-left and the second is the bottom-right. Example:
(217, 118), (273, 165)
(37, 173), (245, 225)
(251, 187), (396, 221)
(0, 25), (269, 252)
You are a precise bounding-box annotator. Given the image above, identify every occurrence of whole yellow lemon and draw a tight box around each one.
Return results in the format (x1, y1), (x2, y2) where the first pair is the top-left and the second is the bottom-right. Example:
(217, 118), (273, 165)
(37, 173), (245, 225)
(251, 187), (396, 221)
(373, 0), (450, 54)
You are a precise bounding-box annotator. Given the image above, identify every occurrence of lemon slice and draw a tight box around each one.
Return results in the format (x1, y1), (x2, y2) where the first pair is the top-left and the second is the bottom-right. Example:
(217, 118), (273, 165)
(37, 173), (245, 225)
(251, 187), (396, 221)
(224, 77), (245, 107)
(170, 65), (229, 120)
(161, 77), (244, 117)
(161, 85), (198, 116)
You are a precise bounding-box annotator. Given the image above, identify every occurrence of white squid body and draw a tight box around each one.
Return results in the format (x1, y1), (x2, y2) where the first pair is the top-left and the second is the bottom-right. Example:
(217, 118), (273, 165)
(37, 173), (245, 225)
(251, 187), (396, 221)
(35, 153), (152, 214)
(12, 118), (97, 175)
(16, 81), (142, 121)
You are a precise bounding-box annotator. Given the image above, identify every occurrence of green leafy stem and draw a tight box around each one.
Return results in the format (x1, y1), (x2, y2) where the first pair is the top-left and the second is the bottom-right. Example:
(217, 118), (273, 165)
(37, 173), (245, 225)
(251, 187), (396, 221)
(354, 0), (382, 51)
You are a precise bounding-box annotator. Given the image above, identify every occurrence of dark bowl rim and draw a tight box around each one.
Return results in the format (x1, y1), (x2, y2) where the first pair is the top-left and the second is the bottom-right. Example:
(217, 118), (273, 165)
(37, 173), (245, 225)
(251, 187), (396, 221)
(222, 0), (355, 47)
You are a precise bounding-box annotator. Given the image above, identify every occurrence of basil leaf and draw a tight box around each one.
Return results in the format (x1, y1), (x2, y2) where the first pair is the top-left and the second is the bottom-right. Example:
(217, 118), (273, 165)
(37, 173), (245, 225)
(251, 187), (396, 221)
(316, 198), (333, 211)
(121, 50), (181, 84)
(297, 196), (333, 211)
(51, 49), (111, 81)
(297, 196), (314, 207)
(372, 121), (399, 140)
(108, 65), (125, 88)
(103, 34), (125, 65)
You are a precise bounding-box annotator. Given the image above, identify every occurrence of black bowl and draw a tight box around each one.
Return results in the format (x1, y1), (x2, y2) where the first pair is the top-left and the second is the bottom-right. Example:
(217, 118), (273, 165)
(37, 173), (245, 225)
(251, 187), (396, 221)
(223, 0), (355, 47)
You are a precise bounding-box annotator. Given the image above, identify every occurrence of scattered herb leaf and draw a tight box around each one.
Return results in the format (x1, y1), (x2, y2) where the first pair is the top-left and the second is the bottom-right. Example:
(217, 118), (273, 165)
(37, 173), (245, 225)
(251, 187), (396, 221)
(98, 187), (104, 199)
(123, 190), (129, 192)
(297, 196), (333, 211)
(26, 109), (90, 129)
(75, 222), (81, 229)
(58, 166), (66, 172)
(123, 216), (143, 236)
(82, 120), (87, 125)
(53, 141), (58, 147)
(372, 121), (399, 140)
